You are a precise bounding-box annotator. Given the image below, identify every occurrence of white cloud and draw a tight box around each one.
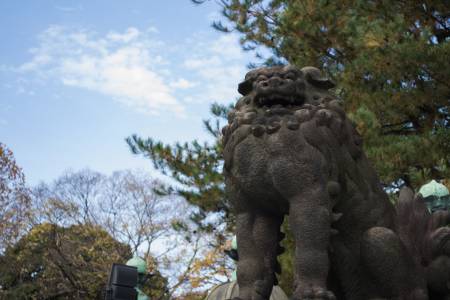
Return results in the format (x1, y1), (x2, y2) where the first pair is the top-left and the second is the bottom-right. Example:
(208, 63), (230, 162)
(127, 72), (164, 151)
(17, 53), (52, 72)
(183, 56), (221, 69)
(206, 11), (222, 23)
(16, 25), (185, 116)
(146, 26), (159, 34)
(209, 35), (243, 60)
(169, 78), (197, 89)
(106, 27), (140, 43)
(13, 25), (254, 116)
(181, 32), (250, 104)
(55, 5), (83, 12)
(17, 86), (35, 96)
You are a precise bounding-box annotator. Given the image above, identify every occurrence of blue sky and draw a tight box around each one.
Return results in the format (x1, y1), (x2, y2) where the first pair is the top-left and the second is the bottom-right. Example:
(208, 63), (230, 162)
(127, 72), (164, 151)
(0, 1), (256, 185)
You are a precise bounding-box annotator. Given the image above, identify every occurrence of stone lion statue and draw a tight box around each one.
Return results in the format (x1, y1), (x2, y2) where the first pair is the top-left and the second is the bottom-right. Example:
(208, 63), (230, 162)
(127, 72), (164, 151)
(222, 65), (436, 300)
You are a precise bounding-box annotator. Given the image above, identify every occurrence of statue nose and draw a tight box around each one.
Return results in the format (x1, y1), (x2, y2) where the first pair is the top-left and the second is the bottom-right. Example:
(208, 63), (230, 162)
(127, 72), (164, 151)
(262, 76), (284, 88)
(267, 76), (283, 88)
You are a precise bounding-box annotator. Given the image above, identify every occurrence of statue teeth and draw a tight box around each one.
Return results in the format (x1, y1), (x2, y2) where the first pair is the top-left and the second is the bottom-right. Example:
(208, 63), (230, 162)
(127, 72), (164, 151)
(264, 106), (291, 116)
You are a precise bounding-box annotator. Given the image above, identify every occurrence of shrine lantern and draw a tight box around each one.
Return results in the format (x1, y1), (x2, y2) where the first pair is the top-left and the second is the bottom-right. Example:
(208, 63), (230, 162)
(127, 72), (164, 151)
(419, 180), (450, 212)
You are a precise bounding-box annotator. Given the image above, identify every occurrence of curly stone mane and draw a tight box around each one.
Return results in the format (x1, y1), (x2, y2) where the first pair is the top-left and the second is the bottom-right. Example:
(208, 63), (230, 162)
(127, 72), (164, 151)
(223, 66), (363, 173)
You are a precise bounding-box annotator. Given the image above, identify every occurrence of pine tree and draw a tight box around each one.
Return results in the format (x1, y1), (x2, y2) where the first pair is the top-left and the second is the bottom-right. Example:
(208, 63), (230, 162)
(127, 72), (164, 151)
(127, 103), (232, 232)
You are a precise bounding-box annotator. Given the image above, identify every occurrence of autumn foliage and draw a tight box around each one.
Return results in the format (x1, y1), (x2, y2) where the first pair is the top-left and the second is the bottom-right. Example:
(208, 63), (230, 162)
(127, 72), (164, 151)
(0, 143), (31, 252)
(0, 223), (131, 299)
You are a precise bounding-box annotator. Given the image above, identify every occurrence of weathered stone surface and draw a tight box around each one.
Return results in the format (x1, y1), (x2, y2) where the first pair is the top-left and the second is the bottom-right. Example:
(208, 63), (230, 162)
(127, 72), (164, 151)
(223, 65), (436, 300)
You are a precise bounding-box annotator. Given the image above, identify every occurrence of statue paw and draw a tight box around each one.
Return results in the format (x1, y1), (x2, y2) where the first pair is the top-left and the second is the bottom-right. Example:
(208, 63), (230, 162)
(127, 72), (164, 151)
(292, 285), (336, 300)
(254, 279), (272, 298)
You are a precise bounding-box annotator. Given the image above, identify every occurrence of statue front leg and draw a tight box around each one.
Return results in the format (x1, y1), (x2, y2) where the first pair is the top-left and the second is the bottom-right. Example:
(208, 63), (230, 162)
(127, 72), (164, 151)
(289, 186), (336, 300)
(235, 210), (283, 300)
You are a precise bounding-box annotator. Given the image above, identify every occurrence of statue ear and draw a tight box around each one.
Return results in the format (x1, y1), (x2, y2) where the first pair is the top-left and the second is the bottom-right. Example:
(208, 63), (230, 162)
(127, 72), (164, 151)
(238, 79), (253, 96)
(301, 66), (336, 90)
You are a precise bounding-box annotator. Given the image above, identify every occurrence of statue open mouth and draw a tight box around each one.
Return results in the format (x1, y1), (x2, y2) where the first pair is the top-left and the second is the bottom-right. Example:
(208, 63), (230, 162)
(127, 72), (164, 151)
(255, 94), (304, 109)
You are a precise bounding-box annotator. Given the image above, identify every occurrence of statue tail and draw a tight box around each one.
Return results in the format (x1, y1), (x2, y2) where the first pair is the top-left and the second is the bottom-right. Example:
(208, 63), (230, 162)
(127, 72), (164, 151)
(395, 187), (450, 296)
(396, 187), (433, 264)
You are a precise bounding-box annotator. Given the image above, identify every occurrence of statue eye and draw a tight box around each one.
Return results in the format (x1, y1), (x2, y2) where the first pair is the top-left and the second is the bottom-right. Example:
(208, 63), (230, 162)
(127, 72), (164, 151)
(284, 73), (296, 80)
(256, 75), (268, 82)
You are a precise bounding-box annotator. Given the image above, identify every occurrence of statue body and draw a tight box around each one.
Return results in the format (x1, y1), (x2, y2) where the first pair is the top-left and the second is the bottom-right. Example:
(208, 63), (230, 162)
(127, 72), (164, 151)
(222, 66), (428, 300)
